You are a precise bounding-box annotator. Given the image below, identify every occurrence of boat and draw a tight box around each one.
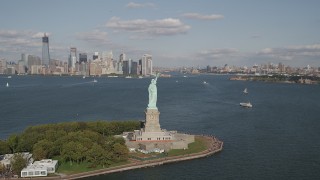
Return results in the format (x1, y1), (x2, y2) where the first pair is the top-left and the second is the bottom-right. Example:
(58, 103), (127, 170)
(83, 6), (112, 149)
(7, 76), (12, 79)
(240, 102), (252, 108)
(138, 76), (143, 79)
(125, 76), (132, 79)
(6, 82), (9, 87)
(82, 76), (86, 79)
(203, 81), (208, 84)
(93, 79), (98, 83)
(243, 88), (248, 94)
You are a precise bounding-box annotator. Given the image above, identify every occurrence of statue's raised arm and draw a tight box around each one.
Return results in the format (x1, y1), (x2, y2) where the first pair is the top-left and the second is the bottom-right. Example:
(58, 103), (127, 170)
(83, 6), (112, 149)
(154, 73), (160, 82)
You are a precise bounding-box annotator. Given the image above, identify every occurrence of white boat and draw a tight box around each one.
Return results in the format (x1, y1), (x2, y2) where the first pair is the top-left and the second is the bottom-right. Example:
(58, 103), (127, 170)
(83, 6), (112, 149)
(138, 76), (143, 79)
(240, 102), (252, 108)
(125, 76), (132, 78)
(7, 76), (12, 79)
(203, 81), (208, 84)
(82, 76), (86, 79)
(243, 88), (248, 94)
(93, 79), (98, 83)
(6, 82), (9, 87)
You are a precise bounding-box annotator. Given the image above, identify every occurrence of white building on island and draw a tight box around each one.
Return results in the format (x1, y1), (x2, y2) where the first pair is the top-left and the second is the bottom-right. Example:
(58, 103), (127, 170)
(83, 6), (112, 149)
(21, 159), (58, 178)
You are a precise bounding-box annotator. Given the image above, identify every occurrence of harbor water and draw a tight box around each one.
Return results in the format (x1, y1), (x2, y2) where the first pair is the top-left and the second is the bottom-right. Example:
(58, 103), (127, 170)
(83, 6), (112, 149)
(0, 75), (319, 180)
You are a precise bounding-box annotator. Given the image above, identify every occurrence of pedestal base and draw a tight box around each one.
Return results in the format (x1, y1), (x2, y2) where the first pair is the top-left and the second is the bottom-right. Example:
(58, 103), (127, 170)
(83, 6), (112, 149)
(144, 108), (161, 132)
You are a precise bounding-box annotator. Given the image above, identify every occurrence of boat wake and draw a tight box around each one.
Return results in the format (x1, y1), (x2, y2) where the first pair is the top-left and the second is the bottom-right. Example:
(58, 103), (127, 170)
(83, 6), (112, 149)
(208, 100), (239, 106)
(62, 81), (97, 87)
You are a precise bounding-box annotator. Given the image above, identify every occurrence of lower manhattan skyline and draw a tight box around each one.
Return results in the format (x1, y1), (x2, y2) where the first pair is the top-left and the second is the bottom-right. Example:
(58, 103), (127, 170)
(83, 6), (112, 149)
(0, 0), (320, 68)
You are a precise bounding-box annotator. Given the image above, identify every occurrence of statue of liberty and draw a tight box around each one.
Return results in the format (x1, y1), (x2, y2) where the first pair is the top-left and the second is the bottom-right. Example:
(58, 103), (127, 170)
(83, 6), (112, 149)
(148, 73), (160, 109)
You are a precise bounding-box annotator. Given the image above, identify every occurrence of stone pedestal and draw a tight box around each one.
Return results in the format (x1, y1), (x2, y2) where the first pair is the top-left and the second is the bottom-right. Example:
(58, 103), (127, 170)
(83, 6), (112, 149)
(144, 108), (161, 132)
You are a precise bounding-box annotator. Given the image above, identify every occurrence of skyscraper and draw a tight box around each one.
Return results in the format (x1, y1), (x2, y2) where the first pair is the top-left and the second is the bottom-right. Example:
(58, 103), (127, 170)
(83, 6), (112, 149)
(68, 47), (77, 69)
(79, 53), (87, 64)
(42, 33), (50, 66)
(122, 60), (130, 75)
(141, 54), (152, 76)
(93, 52), (99, 60)
(131, 61), (138, 75)
(21, 53), (28, 68)
(119, 53), (126, 63)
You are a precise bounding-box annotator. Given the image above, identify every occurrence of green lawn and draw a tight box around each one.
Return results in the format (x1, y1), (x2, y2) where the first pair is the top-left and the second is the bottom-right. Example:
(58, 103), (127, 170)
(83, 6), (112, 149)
(56, 160), (129, 175)
(167, 136), (207, 157)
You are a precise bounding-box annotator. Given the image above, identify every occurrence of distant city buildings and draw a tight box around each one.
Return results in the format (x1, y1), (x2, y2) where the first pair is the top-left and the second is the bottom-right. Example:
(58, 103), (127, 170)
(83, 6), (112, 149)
(3, 33), (319, 78)
(180, 62), (320, 77)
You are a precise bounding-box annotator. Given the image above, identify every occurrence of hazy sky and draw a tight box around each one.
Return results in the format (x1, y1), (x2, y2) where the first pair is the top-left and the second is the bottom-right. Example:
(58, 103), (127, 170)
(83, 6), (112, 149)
(0, 0), (320, 67)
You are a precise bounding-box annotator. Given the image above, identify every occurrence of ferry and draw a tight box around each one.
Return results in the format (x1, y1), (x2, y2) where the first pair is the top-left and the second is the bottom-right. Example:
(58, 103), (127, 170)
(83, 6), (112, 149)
(243, 88), (248, 94)
(240, 102), (252, 108)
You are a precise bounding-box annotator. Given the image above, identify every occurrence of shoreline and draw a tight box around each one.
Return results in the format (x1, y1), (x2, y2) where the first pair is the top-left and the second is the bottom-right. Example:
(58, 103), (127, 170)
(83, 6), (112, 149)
(229, 75), (320, 85)
(34, 135), (223, 180)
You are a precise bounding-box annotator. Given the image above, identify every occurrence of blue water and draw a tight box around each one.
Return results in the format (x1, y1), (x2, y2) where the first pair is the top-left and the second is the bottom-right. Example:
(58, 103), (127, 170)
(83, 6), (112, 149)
(1, 75), (320, 180)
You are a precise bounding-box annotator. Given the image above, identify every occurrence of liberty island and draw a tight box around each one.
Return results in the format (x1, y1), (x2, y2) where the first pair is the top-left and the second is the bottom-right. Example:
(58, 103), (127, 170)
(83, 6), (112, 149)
(0, 74), (223, 179)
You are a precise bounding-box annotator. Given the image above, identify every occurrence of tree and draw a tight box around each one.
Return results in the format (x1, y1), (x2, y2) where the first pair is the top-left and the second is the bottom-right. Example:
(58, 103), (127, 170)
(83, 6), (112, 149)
(86, 143), (105, 167)
(100, 151), (114, 168)
(0, 163), (7, 176)
(0, 140), (11, 155)
(11, 153), (27, 177)
(61, 141), (87, 165)
(33, 139), (54, 160)
(61, 142), (77, 165)
(112, 143), (129, 162)
(7, 134), (19, 153)
(74, 142), (87, 164)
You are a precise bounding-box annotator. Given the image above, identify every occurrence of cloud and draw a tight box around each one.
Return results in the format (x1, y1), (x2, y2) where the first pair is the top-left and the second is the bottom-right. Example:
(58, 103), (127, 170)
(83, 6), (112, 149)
(126, 2), (155, 8)
(258, 44), (320, 60)
(0, 30), (26, 38)
(0, 30), (45, 48)
(181, 13), (224, 20)
(0, 30), (49, 39)
(76, 30), (110, 45)
(198, 48), (240, 58)
(32, 32), (51, 38)
(106, 17), (190, 38)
